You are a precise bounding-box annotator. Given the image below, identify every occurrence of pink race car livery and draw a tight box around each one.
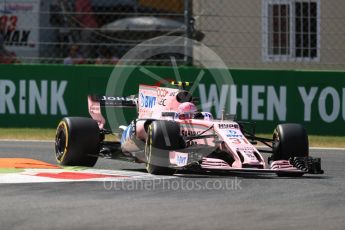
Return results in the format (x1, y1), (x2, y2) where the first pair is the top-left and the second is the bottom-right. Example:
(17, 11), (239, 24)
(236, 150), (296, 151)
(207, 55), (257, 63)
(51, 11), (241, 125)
(55, 82), (323, 177)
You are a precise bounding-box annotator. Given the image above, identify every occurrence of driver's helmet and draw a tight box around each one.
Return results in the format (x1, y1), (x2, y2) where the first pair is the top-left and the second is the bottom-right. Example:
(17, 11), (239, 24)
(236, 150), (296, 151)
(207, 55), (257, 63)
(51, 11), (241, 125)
(178, 102), (197, 119)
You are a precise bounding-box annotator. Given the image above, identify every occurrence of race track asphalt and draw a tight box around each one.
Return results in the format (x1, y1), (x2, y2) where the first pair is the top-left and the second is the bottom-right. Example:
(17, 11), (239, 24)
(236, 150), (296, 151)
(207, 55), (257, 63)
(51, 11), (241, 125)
(0, 140), (344, 230)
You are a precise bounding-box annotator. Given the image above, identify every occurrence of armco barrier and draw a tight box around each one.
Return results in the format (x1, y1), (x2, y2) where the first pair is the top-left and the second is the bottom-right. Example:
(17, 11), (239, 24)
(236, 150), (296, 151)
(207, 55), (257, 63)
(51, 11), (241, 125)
(0, 64), (344, 135)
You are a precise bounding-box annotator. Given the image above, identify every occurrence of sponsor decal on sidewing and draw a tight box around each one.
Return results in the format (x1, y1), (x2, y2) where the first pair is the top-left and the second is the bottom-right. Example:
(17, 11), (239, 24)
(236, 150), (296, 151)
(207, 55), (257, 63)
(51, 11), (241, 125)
(170, 151), (189, 167)
(176, 153), (188, 166)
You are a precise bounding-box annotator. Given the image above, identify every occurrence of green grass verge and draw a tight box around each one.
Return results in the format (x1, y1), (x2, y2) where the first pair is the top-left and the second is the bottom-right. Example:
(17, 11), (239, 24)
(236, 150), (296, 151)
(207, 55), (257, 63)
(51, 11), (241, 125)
(256, 133), (345, 148)
(0, 128), (56, 141)
(0, 128), (344, 148)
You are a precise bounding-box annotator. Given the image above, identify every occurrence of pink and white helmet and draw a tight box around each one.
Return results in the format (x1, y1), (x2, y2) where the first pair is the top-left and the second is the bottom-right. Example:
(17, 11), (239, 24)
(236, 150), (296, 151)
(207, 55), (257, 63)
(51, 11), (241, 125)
(178, 102), (197, 119)
(178, 102), (197, 113)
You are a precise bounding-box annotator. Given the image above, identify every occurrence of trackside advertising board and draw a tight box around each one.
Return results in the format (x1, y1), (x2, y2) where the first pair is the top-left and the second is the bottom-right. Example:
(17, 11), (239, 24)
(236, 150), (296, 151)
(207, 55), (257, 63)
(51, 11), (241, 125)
(0, 64), (344, 135)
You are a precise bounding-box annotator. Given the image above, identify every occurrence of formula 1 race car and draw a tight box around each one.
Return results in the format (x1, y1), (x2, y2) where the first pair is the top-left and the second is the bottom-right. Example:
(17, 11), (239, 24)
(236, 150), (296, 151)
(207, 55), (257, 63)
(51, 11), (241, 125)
(55, 82), (324, 177)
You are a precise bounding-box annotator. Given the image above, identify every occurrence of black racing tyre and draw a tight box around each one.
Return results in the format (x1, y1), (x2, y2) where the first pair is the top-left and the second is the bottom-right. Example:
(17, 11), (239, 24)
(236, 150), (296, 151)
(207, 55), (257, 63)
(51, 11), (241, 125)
(145, 120), (185, 175)
(55, 117), (100, 167)
(272, 123), (309, 161)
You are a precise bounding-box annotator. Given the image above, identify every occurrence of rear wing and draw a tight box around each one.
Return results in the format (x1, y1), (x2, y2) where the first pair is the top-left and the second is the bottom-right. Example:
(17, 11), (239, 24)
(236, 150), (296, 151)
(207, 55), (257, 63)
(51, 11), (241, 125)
(88, 95), (137, 129)
(89, 95), (137, 108)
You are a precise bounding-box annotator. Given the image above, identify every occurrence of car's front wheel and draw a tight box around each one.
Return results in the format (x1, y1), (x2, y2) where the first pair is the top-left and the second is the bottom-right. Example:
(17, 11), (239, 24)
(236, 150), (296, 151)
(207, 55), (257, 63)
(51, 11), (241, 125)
(272, 123), (309, 161)
(145, 120), (184, 175)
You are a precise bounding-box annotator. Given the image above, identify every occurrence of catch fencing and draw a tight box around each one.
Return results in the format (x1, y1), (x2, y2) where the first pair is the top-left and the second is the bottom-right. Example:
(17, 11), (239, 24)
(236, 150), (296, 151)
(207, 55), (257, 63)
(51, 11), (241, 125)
(1, 0), (344, 70)
(0, 0), (188, 65)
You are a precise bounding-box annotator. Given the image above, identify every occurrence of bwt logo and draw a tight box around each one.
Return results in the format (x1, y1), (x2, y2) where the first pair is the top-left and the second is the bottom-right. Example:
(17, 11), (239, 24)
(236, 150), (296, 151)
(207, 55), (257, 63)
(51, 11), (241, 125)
(140, 93), (156, 108)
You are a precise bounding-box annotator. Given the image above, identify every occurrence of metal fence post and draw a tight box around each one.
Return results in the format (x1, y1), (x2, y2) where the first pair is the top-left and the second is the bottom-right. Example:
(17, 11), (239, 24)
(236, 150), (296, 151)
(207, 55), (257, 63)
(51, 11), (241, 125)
(184, 0), (193, 66)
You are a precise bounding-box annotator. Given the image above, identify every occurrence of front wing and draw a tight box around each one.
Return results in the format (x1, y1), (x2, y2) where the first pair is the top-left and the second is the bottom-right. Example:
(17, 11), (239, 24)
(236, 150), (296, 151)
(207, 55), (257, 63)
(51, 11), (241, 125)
(169, 150), (324, 176)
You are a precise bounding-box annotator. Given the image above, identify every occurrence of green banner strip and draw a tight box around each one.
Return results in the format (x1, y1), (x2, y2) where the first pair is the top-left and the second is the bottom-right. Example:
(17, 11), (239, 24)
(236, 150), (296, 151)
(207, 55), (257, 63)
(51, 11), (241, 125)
(0, 65), (344, 135)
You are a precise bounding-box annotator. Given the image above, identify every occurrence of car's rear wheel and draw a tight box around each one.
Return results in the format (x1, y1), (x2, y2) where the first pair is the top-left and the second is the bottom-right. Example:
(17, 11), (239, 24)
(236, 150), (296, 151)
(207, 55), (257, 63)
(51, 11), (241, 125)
(145, 120), (184, 175)
(55, 117), (100, 167)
